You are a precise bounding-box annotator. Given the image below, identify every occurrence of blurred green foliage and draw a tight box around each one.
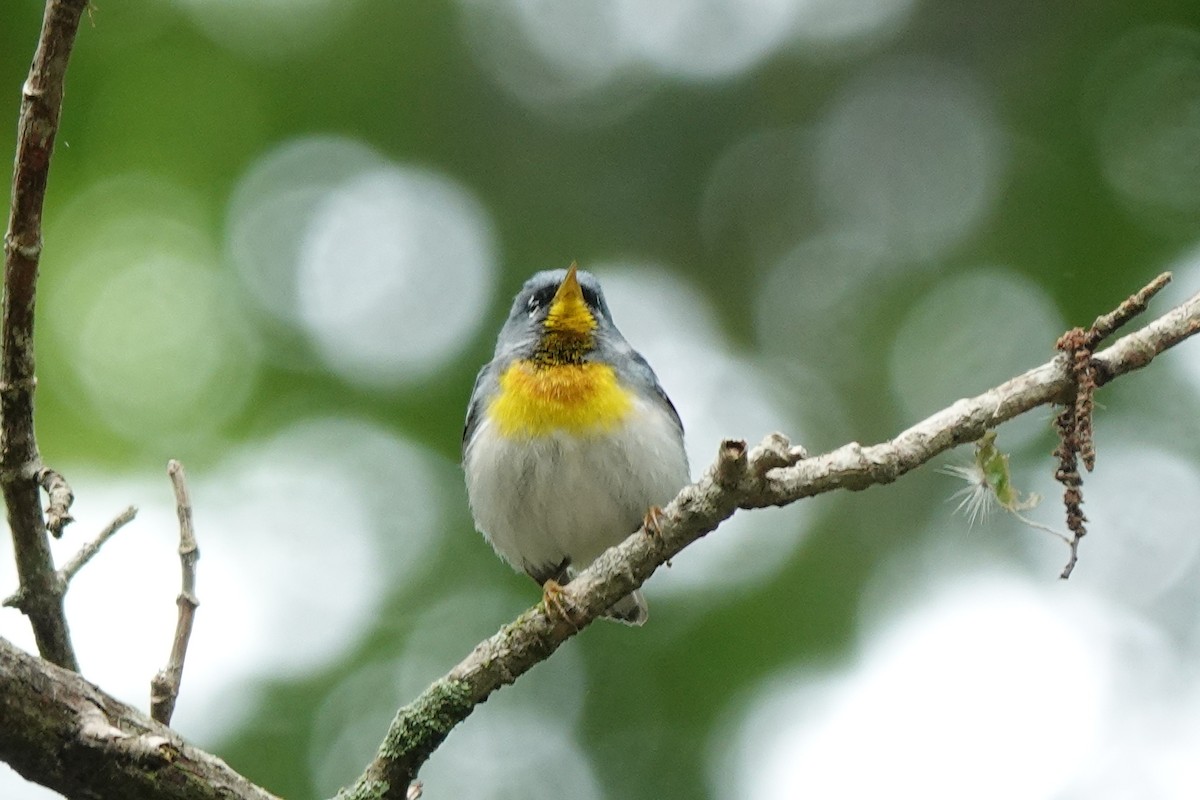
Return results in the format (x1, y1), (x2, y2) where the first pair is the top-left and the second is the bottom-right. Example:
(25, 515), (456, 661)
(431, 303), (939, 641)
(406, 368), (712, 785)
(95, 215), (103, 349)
(4, 2), (1200, 799)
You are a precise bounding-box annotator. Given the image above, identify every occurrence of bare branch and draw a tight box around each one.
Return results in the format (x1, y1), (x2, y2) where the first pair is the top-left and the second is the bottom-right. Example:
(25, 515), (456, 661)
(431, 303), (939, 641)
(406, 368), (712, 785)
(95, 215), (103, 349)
(150, 460), (200, 725)
(1085, 270), (1172, 346)
(334, 288), (1200, 797)
(0, 637), (281, 800)
(1, 0), (90, 671)
(750, 287), (1200, 506)
(58, 506), (138, 585)
(3, 505), (137, 618)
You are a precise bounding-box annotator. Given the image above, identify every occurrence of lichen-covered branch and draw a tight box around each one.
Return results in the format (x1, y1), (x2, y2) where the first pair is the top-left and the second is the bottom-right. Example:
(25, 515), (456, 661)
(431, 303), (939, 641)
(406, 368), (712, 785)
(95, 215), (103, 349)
(0, 637), (281, 800)
(334, 283), (1200, 799)
(1, 0), (90, 672)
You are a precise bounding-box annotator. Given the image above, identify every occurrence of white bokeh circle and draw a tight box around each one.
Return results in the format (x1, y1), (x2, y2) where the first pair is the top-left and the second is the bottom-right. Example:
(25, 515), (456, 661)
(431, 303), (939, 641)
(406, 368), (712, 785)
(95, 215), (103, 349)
(614, 0), (800, 80)
(889, 268), (1064, 448)
(229, 138), (498, 384)
(228, 135), (385, 328)
(1089, 26), (1200, 223)
(47, 210), (258, 444)
(296, 165), (497, 387)
(716, 574), (1112, 800)
(790, 0), (916, 51)
(457, 0), (653, 122)
(815, 62), (1007, 262)
(1028, 443), (1200, 612)
(174, 0), (356, 61)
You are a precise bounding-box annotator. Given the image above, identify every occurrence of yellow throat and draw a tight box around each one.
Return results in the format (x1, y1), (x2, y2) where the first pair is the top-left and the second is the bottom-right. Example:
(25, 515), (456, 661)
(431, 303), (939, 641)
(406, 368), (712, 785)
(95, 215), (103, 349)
(488, 264), (633, 437)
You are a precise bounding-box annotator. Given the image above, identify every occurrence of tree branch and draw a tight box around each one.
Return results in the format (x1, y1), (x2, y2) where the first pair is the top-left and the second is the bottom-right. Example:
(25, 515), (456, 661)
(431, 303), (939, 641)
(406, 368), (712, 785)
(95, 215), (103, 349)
(3, 505), (138, 612)
(57, 505), (139, 585)
(150, 460), (200, 725)
(0, 637), (281, 800)
(336, 280), (1200, 798)
(1, 0), (89, 671)
(0, 281), (1197, 799)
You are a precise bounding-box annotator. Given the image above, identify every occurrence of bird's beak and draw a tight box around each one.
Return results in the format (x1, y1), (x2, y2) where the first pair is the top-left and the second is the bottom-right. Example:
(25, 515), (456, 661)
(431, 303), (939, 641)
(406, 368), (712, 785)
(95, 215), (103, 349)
(553, 262), (583, 306)
(544, 262), (595, 335)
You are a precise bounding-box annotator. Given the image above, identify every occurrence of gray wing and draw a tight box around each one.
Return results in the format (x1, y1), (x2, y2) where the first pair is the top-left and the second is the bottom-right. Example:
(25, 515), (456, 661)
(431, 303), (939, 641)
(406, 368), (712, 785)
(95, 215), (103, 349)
(627, 350), (684, 435)
(462, 365), (492, 453)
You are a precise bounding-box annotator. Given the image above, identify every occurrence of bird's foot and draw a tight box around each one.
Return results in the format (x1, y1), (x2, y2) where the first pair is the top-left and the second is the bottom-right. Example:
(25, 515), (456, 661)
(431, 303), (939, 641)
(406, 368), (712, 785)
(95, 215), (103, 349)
(643, 505), (667, 539)
(541, 579), (583, 629)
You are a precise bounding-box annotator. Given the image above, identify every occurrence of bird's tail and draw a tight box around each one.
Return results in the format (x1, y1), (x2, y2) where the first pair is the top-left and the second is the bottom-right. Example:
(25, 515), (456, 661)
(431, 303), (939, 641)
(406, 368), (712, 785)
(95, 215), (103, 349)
(604, 589), (648, 626)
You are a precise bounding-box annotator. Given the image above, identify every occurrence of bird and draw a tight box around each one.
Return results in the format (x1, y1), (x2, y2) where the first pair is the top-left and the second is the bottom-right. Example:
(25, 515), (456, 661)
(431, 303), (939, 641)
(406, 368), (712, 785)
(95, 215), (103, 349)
(463, 263), (689, 625)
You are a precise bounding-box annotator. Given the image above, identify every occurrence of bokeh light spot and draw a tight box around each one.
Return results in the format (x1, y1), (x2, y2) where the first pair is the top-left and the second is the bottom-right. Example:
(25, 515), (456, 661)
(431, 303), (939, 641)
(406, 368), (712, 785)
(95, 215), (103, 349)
(310, 589), (589, 797)
(791, 0), (916, 51)
(1165, 241), (1200, 396)
(1057, 444), (1200, 611)
(45, 203), (257, 444)
(458, 0), (652, 122)
(699, 126), (819, 267)
(1089, 26), (1200, 225)
(296, 165), (497, 386)
(228, 136), (385, 334)
(718, 575), (1109, 800)
(173, 0), (356, 60)
(815, 61), (1007, 262)
(889, 269), (1063, 447)
(615, 0), (799, 80)
(459, 0), (911, 119)
(755, 226), (894, 382)
(229, 137), (498, 384)
(420, 709), (603, 800)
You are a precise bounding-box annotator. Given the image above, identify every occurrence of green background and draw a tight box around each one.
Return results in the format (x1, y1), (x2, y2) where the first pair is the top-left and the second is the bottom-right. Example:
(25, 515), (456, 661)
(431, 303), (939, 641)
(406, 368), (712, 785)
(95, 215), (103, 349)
(4, 1), (1200, 798)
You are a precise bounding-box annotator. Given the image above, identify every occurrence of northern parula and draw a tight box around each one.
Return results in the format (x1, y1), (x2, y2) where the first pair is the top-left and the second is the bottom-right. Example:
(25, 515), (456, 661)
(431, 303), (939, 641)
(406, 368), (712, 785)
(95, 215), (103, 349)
(463, 263), (689, 625)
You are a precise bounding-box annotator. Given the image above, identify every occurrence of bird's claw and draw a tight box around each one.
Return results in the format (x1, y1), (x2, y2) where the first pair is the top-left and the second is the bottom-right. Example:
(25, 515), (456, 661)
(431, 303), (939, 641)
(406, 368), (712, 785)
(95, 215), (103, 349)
(542, 579), (584, 628)
(643, 505), (666, 539)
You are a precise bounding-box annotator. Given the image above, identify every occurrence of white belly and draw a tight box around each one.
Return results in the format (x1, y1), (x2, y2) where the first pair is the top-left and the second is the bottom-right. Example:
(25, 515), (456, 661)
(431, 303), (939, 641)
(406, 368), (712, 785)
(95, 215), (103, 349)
(464, 396), (689, 581)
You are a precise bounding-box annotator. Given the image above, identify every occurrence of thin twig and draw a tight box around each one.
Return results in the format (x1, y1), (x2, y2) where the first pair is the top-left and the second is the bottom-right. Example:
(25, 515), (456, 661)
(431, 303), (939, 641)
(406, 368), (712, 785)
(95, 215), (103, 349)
(336, 288), (1200, 799)
(1, 0), (90, 672)
(36, 467), (74, 538)
(1085, 271), (1172, 345)
(2, 505), (137, 611)
(1010, 510), (1072, 545)
(1050, 273), (1171, 578)
(150, 460), (200, 725)
(58, 505), (138, 584)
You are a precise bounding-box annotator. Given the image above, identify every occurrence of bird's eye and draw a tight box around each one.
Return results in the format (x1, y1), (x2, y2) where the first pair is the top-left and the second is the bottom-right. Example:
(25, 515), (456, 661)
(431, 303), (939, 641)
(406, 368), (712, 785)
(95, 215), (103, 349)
(526, 287), (554, 317)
